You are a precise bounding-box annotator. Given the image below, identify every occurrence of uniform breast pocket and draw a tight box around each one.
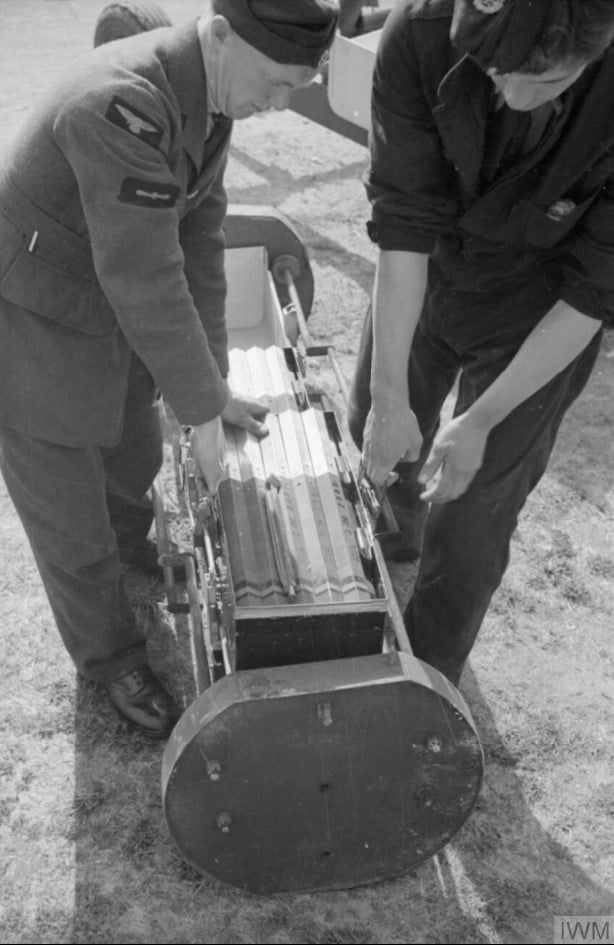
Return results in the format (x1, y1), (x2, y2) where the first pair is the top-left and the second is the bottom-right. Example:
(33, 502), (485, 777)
(519, 191), (602, 249)
(0, 234), (116, 336)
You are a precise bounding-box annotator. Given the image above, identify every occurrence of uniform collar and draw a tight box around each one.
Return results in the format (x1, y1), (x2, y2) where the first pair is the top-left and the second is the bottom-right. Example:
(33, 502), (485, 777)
(165, 20), (230, 170)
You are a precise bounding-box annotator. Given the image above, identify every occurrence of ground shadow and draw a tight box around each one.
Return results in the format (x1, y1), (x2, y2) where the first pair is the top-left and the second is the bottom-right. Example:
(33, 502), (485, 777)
(69, 619), (612, 943)
(449, 665), (613, 942)
(227, 144), (377, 297)
(228, 143), (368, 205)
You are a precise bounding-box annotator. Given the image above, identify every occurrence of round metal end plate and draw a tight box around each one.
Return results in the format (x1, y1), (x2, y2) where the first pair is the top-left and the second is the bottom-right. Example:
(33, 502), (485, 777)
(161, 652), (483, 893)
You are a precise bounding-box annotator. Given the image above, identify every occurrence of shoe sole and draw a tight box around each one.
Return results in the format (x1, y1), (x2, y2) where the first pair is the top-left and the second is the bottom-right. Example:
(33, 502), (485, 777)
(107, 698), (178, 739)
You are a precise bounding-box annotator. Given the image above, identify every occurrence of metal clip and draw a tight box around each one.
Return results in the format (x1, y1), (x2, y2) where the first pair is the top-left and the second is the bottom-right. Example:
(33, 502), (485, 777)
(291, 378), (308, 411)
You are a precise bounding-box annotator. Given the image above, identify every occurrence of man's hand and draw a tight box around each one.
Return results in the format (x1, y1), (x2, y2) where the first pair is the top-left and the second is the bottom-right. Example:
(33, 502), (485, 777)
(362, 391), (422, 489)
(191, 388), (269, 493)
(417, 300), (602, 504)
(191, 416), (227, 494)
(419, 413), (489, 503)
(221, 389), (269, 439)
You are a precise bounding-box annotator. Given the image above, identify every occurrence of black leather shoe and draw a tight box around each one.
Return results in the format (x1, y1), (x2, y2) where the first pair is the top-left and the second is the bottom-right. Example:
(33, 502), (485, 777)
(106, 666), (178, 737)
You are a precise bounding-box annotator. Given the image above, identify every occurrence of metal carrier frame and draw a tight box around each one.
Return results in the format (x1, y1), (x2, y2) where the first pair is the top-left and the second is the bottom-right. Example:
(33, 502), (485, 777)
(153, 209), (484, 895)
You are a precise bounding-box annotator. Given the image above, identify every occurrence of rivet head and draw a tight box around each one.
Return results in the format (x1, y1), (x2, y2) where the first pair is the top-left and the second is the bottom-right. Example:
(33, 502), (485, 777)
(216, 812), (232, 833)
(207, 760), (222, 781)
(318, 702), (333, 726)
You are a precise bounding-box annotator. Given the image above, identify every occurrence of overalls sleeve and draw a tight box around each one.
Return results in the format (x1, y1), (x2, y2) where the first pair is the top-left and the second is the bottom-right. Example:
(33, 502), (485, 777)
(365, 3), (459, 253)
(559, 178), (614, 327)
(53, 80), (228, 426)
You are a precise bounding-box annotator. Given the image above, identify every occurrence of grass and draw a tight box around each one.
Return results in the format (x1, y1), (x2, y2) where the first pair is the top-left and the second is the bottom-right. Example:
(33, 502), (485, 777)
(0, 3), (613, 943)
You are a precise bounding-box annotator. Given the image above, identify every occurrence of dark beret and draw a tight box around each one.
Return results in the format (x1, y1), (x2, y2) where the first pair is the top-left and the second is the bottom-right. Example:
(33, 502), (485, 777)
(450, 0), (553, 73)
(213, 0), (339, 67)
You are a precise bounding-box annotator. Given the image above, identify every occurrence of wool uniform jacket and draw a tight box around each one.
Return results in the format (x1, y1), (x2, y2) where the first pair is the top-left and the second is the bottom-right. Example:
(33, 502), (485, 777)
(366, 0), (614, 328)
(0, 21), (232, 448)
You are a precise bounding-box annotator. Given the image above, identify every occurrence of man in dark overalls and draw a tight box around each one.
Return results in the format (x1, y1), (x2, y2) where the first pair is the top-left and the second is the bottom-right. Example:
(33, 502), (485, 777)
(0, 0), (338, 735)
(350, 0), (614, 684)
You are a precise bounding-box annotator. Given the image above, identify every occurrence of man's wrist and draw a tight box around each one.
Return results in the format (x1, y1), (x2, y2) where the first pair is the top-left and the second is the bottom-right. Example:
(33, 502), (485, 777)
(370, 382), (410, 410)
(463, 400), (503, 434)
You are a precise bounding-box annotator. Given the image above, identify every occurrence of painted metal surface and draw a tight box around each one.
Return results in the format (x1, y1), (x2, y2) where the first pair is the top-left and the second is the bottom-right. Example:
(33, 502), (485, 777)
(162, 651), (483, 893)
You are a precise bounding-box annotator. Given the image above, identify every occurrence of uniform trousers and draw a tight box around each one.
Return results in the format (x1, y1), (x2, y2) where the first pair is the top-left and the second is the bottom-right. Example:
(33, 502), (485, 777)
(0, 355), (163, 682)
(348, 265), (602, 684)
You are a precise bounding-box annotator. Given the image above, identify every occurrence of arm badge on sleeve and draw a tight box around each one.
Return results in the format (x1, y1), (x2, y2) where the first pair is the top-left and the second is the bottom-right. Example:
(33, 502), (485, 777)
(106, 95), (163, 148)
(119, 177), (180, 208)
